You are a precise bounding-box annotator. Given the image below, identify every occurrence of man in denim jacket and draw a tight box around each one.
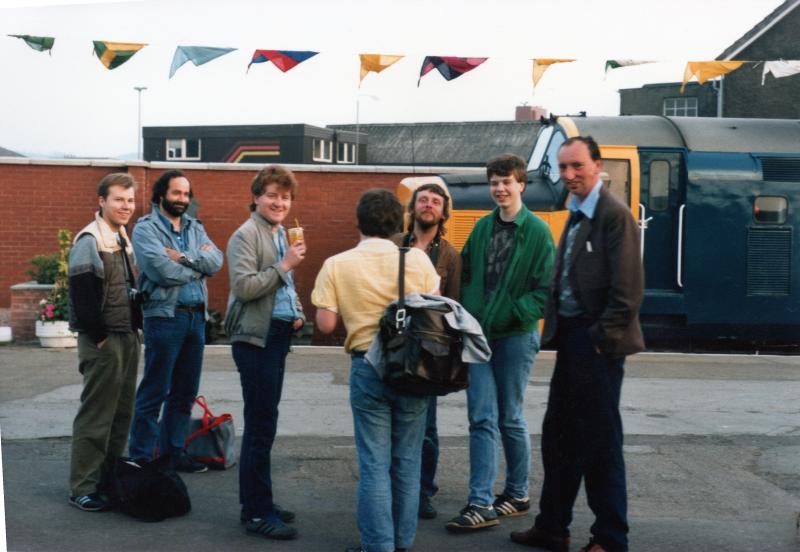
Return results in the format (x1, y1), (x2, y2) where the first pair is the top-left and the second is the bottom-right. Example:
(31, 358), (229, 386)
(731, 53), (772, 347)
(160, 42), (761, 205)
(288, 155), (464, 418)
(128, 169), (223, 472)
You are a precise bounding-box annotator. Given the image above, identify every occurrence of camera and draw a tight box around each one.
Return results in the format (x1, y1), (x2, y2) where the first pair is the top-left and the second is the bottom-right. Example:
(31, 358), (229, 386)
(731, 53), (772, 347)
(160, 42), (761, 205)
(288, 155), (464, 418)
(129, 288), (148, 308)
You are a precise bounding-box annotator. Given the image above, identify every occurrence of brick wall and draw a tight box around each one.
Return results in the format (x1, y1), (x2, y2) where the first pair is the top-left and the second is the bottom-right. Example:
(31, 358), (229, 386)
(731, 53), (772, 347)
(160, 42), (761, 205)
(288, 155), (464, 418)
(0, 159), (465, 343)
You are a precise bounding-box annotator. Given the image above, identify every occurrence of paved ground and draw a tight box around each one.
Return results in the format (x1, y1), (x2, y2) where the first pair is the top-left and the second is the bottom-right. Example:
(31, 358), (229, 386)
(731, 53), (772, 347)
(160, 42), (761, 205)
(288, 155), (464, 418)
(2, 345), (800, 551)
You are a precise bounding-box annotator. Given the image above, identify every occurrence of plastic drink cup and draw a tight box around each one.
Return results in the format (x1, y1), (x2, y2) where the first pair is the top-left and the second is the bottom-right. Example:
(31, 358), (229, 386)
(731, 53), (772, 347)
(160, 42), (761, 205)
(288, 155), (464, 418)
(287, 227), (304, 245)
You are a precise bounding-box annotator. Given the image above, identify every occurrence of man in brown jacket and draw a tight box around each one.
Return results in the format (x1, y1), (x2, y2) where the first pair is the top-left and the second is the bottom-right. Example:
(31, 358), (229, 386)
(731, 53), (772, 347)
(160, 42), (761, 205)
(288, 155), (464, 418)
(391, 182), (461, 520)
(511, 136), (644, 552)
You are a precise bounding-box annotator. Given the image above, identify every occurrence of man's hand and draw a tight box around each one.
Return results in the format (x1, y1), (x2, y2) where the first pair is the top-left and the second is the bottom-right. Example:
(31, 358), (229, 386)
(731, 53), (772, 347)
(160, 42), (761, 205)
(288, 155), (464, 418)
(280, 242), (307, 272)
(292, 318), (304, 331)
(165, 247), (182, 262)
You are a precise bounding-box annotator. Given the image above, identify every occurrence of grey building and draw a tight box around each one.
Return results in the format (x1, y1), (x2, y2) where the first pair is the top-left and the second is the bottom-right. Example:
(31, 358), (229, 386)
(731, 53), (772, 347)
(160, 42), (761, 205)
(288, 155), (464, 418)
(620, 82), (717, 117)
(0, 146), (23, 157)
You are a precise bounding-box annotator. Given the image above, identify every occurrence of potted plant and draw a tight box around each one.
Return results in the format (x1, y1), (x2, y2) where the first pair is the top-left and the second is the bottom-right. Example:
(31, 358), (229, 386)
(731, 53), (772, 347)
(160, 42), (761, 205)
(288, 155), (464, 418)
(35, 229), (77, 348)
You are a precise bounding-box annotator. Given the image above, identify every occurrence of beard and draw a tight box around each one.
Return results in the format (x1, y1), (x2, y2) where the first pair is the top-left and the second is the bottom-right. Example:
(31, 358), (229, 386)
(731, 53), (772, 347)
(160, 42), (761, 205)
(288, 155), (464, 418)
(161, 197), (188, 217)
(413, 212), (440, 231)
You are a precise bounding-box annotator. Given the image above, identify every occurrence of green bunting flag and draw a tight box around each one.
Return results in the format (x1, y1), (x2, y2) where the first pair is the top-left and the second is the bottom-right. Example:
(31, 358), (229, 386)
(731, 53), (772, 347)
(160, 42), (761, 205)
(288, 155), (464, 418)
(92, 40), (146, 70)
(9, 35), (55, 54)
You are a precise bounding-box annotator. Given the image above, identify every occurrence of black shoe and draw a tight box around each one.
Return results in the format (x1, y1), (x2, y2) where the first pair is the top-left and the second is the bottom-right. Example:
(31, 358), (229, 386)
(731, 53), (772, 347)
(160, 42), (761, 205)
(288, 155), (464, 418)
(493, 492), (530, 517)
(244, 517), (298, 540)
(419, 494), (437, 519)
(240, 505), (295, 524)
(510, 526), (570, 551)
(175, 456), (209, 473)
(69, 493), (109, 512)
(445, 503), (499, 532)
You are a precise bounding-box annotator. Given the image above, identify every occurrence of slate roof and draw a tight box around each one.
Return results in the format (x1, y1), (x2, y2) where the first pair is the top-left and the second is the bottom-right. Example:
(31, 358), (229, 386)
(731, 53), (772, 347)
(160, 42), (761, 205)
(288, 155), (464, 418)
(0, 146), (23, 157)
(329, 121), (541, 166)
(717, 0), (800, 59)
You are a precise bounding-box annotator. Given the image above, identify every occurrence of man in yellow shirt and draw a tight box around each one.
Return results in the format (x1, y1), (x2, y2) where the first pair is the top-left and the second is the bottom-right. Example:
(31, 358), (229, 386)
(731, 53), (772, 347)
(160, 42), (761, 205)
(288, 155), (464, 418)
(312, 189), (439, 552)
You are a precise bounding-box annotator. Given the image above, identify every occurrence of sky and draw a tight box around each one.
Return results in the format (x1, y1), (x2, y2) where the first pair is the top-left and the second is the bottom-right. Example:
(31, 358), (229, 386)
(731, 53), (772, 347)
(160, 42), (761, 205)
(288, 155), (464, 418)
(0, 0), (786, 159)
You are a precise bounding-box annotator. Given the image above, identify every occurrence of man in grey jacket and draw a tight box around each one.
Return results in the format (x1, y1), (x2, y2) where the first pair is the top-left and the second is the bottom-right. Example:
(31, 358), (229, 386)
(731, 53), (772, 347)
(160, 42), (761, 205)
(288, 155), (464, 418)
(128, 169), (223, 473)
(225, 165), (306, 541)
(68, 172), (142, 511)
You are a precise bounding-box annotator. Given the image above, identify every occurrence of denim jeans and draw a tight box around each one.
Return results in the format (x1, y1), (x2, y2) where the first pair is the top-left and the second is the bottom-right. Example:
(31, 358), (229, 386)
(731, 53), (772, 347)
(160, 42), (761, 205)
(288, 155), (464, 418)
(233, 320), (293, 521)
(350, 357), (428, 552)
(467, 330), (539, 506)
(128, 310), (205, 461)
(420, 396), (439, 498)
(535, 320), (628, 552)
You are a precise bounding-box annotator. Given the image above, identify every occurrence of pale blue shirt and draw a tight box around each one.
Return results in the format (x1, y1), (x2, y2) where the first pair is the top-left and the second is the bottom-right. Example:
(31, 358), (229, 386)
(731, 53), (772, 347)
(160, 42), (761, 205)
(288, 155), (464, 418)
(270, 226), (300, 322)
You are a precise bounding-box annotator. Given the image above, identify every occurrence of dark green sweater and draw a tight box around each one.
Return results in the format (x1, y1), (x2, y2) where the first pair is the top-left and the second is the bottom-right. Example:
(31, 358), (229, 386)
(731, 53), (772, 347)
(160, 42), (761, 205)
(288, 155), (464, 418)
(460, 206), (554, 340)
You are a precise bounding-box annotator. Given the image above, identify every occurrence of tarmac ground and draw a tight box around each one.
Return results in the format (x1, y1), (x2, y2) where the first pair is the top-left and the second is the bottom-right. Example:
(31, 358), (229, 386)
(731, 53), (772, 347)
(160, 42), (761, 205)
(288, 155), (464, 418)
(2, 345), (800, 552)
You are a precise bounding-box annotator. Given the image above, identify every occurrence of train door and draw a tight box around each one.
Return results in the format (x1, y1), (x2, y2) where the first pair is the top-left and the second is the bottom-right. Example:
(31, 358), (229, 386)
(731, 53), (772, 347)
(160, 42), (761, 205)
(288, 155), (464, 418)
(638, 150), (685, 313)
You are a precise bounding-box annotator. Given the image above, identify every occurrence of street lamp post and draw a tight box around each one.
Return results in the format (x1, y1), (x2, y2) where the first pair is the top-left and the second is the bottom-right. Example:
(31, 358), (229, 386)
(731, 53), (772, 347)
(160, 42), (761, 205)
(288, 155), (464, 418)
(134, 86), (147, 160)
(355, 94), (379, 165)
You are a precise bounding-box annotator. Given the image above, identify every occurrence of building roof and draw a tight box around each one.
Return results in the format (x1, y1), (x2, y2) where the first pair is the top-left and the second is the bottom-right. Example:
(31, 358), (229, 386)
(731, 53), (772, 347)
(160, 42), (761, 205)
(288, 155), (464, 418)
(329, 121), (540, 166)
(717, 0), (800, 59)
(0, 146), (23, 157)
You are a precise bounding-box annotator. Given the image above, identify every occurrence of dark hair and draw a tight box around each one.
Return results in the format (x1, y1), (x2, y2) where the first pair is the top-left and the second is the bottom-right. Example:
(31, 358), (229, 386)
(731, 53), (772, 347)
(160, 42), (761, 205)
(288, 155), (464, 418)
(562, 136), (601, 161)
(97, 172), (136, 199)
(249, 165), (298, 212)
(357, 189), (403, 238)
(151, 169), (191, 204)
(407, 182), (450, 237)
(486, 153), (528, 187)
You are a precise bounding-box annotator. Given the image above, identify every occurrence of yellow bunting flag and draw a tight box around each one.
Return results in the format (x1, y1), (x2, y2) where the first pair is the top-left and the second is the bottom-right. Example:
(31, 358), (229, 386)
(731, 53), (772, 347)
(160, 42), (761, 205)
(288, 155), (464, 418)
(359, 54), (404, 85)
(92, 41), (147, 70)
(532, 59), (575, 89)
(681, 61), (744, 92)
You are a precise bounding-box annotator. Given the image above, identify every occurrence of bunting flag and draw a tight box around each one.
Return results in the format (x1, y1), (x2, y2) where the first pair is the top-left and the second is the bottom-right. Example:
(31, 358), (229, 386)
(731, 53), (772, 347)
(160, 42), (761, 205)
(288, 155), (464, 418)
(92, 41), (146, 70)
(761, 60), (800, 84)
(359, 53), (404, 85)
(418, 56), (488, 86)
(605, 59), (655, 72)
(681, 61), (744, 92)
(532, 58), (575, 88)
(169, 46), (236, 78)
(9, 34), (55, 54)
(247, 50), (318, 73)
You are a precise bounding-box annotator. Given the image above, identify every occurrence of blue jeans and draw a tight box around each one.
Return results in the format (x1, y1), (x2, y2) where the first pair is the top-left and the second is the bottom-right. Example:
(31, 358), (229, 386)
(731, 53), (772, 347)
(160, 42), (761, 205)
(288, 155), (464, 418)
(535, 319), (628, 551)
(233, 320), (293, 521)
(128, 310), (205, 461)
(350, 357), (428, 552)
(420, 396), (439, 498)
(467, 330), (539, 506)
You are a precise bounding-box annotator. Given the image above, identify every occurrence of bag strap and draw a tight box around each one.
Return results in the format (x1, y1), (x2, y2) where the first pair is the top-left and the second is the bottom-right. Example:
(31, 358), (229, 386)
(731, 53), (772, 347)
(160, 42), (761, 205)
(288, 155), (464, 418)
(193, 396), (215, 426)
(396, 246), (408, 331)
(117, 235), (137, 294)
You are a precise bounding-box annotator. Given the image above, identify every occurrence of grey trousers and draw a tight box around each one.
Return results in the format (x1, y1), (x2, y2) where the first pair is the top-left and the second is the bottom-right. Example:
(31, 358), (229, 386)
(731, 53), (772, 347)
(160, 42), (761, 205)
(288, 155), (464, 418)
(69, 332), (140, 496)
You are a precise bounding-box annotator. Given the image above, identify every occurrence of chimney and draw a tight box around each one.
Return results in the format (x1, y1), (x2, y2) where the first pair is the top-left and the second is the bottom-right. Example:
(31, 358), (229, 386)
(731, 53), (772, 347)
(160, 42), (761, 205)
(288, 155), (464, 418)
(515, 105), (548, 121)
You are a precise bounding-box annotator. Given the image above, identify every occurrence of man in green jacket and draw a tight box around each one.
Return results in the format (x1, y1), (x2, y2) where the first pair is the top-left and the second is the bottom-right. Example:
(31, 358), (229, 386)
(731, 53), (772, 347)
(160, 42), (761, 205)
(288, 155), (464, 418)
(447, 153), (554, 533)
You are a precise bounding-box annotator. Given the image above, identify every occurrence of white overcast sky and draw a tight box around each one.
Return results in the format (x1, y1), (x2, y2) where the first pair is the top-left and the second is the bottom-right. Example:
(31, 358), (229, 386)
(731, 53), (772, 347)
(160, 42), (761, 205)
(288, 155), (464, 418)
(0, 0), (785, 158)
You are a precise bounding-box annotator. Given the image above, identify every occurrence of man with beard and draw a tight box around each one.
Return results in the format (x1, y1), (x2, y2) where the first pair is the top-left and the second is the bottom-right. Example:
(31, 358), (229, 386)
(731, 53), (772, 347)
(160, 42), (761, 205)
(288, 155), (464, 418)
(391, 183), (461, 520)
(128, 169), (223, 472)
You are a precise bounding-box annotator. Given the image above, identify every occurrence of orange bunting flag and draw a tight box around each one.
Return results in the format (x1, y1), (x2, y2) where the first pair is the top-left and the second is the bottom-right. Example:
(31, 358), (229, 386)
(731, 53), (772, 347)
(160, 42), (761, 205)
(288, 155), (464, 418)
(681, 61), (744, 92)
(359, 54), (404, 86)
(532, 59), (575, 89)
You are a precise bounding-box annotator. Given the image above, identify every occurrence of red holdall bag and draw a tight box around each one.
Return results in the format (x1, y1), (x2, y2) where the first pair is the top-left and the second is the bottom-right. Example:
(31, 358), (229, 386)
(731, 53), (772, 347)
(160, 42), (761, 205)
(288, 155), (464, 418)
(184, 396), (237, 469)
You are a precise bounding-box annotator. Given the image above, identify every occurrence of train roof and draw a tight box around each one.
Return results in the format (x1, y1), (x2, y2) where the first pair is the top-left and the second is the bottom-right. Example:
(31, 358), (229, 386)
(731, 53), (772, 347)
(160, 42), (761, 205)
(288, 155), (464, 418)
(568, 116), (800, 154)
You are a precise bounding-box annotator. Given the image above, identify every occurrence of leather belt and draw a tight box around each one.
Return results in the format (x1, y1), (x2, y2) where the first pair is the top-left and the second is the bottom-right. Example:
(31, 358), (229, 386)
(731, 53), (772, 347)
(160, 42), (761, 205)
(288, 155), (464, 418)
(175, 304), (205, 313)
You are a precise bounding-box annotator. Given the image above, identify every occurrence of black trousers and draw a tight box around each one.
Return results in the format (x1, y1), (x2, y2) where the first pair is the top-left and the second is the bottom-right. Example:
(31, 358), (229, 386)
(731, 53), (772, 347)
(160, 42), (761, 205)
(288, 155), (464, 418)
(535, 318), (629, 552)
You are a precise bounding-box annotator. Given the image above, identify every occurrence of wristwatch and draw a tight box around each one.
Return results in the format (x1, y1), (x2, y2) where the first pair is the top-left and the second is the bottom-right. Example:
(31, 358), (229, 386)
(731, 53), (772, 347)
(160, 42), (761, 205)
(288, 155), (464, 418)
(178, 254), (195, 267)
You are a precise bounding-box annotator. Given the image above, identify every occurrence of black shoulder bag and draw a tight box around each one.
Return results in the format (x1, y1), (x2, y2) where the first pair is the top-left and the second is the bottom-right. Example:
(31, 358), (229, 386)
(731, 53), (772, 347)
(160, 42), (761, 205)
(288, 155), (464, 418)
(379, 246), (469, 396)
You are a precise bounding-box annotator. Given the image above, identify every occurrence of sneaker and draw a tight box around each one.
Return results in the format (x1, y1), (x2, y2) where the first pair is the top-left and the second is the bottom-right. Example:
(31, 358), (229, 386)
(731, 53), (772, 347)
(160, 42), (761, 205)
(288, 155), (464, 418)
(493, 492), (530, 517)
(445, 503), (499, 532)
(244, 517), (298, 540)
(240, 505), (295, 524)
(69, 493), (109, 512)
(175, 456), (209, 473)
(510, 526), (570, 551)
(419, 494), (437, 519)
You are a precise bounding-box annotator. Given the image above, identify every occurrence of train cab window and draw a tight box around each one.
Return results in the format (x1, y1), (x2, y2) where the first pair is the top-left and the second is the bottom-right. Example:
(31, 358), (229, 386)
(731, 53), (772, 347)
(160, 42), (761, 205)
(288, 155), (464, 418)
(528, 126), (564, 184)
(600, 159), (631, 204)
(754, 196), (787, 224)
(648, 160), (670, 211)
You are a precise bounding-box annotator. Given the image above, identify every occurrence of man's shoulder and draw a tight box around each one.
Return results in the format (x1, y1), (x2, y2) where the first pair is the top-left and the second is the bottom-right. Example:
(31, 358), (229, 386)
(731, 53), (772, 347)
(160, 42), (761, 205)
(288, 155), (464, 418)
(597, 189), (634, 221)
(438, 237), (459, 256)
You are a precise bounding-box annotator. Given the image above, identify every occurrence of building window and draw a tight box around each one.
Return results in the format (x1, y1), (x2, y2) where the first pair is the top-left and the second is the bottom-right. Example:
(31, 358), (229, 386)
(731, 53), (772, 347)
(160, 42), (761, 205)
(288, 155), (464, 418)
(166, 138), (201, 160)
(337, 142), (355, 164)
(313, 138), (332, 162)
(663, 97), (698, 117)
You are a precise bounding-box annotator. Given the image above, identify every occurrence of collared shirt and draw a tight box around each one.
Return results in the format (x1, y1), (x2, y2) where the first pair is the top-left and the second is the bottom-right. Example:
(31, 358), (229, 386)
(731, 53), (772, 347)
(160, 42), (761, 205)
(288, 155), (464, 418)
(558, 181), (603, 317)
(311, 238), (440, 353)
(155, 208), (204, 306)
(270, 226), (300, 322)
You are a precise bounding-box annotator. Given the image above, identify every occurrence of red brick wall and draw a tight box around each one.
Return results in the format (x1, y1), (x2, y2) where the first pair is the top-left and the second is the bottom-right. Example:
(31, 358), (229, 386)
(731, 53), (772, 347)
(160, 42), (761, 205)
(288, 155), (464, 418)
(0, 160), (438, 343)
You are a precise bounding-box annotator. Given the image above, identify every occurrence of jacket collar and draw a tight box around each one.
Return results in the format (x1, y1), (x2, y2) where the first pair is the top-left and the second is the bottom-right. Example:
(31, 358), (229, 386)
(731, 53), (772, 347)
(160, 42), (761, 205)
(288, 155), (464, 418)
(91, 212), (132, 253)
